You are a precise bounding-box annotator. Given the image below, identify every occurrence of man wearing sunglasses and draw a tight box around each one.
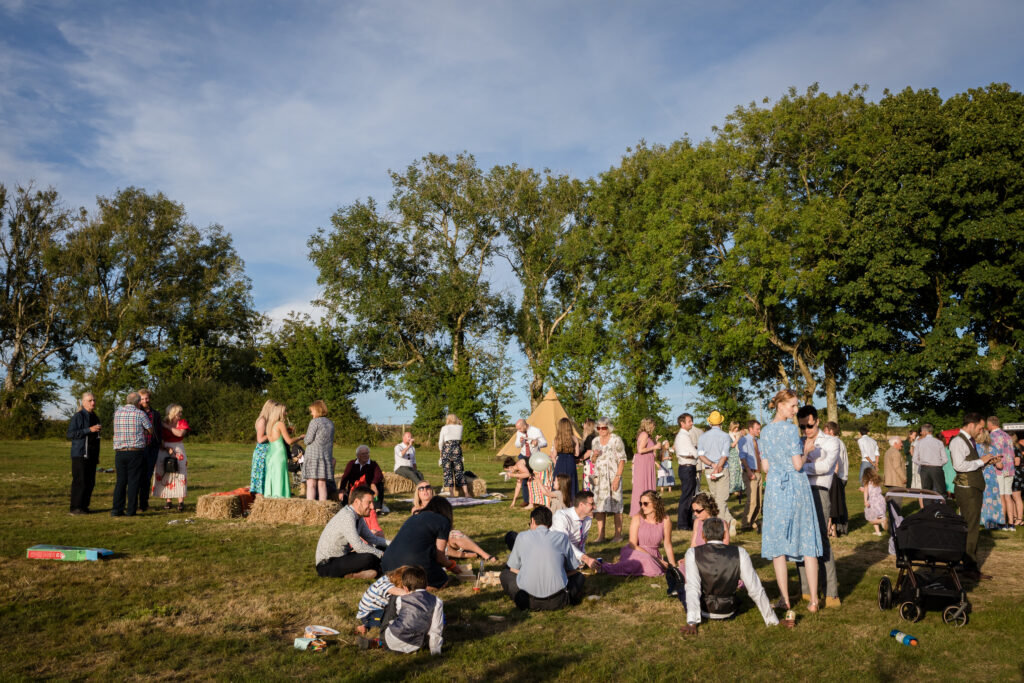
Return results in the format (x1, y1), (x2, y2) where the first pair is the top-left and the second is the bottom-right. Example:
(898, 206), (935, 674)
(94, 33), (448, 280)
(796, 405), (841, 608)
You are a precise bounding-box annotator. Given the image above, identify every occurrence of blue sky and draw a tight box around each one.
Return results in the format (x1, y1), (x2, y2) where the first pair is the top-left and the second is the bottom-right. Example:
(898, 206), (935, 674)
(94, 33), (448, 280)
(3, 0), (1023, 422)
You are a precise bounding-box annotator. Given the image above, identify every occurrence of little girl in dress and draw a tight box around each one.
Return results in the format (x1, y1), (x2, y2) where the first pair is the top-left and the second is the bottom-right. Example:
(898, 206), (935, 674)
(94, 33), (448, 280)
(861, 467), (886, 535)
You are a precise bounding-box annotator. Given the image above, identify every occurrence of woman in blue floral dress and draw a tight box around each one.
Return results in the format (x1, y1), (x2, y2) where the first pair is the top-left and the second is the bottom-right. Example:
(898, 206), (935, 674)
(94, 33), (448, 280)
(978, 430), (1004, 529)
(760, 389), (824, 613)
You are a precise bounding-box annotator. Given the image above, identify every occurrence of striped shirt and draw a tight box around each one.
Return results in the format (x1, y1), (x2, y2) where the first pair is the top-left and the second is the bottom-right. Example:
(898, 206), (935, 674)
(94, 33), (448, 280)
(356, 575), (395, 619)
(112, 405), (152, 450)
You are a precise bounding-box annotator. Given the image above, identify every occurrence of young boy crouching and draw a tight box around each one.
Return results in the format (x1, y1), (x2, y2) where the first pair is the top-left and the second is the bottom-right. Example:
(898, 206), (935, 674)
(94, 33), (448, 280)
(357, 565), (444, 655)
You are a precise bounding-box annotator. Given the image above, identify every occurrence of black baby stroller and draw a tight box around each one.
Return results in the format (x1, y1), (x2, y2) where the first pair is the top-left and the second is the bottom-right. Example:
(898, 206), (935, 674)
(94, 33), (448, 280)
(876, 488), (971, 627)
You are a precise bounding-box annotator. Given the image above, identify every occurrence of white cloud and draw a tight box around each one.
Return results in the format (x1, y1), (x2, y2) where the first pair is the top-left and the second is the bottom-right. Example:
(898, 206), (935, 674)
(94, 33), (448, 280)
(3, 0), (1023, 420)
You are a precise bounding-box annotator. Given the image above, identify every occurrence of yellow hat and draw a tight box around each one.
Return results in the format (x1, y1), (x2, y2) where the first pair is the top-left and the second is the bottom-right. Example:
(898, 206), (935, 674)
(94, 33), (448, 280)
(708, 410), (724, 426)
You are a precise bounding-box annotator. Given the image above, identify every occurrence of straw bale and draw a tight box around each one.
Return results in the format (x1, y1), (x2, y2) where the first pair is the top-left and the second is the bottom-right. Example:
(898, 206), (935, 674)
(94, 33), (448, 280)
(196, 493), (243, 520)
(383, 471), (415, 495)
(466, 476), (487, 497)
(246, 497), (341, 526)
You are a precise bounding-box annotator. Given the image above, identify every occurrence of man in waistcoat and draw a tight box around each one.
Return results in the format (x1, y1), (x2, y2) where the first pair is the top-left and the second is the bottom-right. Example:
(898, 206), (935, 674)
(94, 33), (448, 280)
(950, 412), (999, 580)
(680, 518), (779, 634)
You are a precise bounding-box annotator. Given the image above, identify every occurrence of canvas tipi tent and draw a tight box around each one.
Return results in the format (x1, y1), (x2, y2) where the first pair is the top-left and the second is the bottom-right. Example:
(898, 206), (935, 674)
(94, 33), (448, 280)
(496, 388), (580, 458)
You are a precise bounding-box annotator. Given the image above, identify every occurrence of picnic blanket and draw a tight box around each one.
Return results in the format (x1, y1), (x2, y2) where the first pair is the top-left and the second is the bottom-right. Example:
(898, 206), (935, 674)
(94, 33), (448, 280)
(398, 497), (501, 508)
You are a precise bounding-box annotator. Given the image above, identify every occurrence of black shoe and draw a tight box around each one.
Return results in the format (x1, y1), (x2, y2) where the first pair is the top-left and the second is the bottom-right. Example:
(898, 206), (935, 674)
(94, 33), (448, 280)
(111, 512), (125, 517)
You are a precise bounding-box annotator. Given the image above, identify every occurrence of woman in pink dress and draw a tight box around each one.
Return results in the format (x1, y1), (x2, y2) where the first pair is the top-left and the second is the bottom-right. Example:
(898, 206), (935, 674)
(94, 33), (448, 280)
(600, 490), (677, 577)
(630, 418), (664, 516)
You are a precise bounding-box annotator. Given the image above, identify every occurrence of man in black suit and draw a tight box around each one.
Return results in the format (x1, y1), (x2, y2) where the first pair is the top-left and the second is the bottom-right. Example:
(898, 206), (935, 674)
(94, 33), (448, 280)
(67, 392), (101, 515)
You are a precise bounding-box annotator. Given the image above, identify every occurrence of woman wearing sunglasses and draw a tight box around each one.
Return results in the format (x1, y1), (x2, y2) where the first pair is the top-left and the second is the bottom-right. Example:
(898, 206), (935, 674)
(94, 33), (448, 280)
(599, 490), (676, 577)
(410, 481), (497, 564)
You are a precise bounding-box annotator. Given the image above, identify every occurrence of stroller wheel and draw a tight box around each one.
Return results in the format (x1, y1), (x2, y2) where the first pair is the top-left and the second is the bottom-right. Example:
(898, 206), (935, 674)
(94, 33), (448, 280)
(942, 604), (969, 627)
(898, 601), (922, 622)
(877, 576), (893, 610)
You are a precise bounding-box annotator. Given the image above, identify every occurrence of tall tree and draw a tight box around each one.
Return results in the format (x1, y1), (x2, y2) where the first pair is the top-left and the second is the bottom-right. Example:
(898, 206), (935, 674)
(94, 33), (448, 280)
(0, 184), (83, 431)
(67, 187), (257, 402)
(309, 153), (507, 434)
(259, 314), (371, 439)
(491, 165), (597, 410)
(845, 84), (1024, 419)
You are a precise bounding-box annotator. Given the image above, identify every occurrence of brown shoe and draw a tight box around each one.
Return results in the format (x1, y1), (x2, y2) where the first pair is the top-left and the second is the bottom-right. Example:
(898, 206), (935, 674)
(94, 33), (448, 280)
(825, 596), (841, 608)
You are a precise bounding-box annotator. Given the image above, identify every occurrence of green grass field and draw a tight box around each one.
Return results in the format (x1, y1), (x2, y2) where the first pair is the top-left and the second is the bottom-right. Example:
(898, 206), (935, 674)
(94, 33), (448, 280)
(1, 440), (1021, 681)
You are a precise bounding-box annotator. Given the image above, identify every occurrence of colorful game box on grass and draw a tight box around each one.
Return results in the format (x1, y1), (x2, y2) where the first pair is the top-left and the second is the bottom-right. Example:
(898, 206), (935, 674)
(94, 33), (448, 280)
(27, 545), (113, 561)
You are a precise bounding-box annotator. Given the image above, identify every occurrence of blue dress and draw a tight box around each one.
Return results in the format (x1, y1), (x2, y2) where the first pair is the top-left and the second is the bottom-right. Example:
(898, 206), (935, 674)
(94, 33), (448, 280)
(760, 420), (823, 561)
(979, 444), (1004, 529)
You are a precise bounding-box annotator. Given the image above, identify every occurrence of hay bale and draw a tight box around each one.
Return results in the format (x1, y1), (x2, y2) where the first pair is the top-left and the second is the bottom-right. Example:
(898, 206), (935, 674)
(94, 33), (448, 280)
(246, 497), (341, 526)
(383, 471), (415, 495)
(466, 476), (487, 497)
(196, 493), (243, 519)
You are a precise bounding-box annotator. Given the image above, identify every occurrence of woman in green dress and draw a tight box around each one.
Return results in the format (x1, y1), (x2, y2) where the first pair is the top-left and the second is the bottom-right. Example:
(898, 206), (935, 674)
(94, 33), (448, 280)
(264, 404), (304, 498)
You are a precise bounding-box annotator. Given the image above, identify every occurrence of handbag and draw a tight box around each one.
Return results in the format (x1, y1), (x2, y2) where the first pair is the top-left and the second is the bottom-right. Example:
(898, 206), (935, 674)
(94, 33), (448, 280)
(163, 454), (179, 474)
(665, 565), (685, 597)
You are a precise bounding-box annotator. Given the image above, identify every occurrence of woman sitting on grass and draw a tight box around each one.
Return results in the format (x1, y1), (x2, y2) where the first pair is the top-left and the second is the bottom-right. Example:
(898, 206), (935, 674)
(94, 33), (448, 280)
(411, 481), (497, 564)
(689, 492), (731, 548)
(600, 490), (677, 577)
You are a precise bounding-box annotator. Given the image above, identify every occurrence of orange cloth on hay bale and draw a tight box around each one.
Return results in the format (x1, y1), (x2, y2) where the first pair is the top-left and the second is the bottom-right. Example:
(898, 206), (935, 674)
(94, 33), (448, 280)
(213, 487), (255, 512)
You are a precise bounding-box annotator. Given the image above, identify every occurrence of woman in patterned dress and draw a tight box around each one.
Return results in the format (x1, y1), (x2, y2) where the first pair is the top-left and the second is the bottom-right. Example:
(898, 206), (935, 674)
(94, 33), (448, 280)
(580, 419), (597, 493)
(977, 429), (1005, 529)
(153, 404), (190, 512)
(760, 389), (824, 613)
(590, 416), (627, 543)
(728, 422), (745, 495)
(250, 399), (278, 497)
(302, 400), (335, 501)
(438, 414), (470, 498)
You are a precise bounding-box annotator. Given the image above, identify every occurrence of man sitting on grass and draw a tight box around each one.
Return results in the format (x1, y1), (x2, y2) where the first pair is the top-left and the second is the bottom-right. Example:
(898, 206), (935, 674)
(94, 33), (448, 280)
(500, 505), (585, 611)
(680, 518), (780, 634)
(315, 486), (387, 579)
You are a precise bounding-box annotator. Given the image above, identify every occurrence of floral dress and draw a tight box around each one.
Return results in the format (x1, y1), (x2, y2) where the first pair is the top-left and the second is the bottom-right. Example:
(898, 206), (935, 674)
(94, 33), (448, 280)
(980, 444), (1004, 529)
(759, 420), (823, 561)
(592, 434), (626, 514)
(728, 441), (744, 493)
(153, 421), (189, 499)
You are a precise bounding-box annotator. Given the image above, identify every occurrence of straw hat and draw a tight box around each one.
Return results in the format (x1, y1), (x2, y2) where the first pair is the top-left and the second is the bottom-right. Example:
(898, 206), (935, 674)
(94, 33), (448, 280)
(708, 410), (724, 426)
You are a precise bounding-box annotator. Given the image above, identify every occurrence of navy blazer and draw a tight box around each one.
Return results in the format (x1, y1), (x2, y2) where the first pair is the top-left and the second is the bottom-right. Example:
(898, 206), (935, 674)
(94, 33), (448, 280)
(67, 409), (100, 459)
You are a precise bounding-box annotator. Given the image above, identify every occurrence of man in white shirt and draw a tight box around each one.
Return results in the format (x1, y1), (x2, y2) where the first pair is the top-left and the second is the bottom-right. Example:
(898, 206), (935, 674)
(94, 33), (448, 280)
(950, 412), (999, 579)
(796, 406), (840, 608)
(857, 426), (880, 482)
(674, 413), (700, 531)
(823, 421), (849, 536)
(913, 424), (948, 496)
(513, 419), (548, 506)
(393, 431), (424, 485)
(737, 420), (763, 532)
(551, 491), (600, 568)
(680, 518), (779, 634)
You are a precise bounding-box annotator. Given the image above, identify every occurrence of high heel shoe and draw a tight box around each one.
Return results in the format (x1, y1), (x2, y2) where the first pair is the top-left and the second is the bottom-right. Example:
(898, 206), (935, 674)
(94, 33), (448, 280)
(807, 601), (819, 613)
(773, 597), (790, 610)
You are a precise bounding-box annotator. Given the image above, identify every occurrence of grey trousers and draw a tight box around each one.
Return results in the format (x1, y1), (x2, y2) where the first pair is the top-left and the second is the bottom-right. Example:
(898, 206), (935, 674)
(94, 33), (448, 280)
(798, 485), (838, 599)
(705, 469), (735, 526)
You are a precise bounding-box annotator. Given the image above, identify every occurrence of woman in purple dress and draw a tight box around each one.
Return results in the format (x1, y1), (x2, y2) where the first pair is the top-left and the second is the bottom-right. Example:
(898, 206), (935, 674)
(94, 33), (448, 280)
(601, 490), (677, 577)
(630, 418), (663, 516)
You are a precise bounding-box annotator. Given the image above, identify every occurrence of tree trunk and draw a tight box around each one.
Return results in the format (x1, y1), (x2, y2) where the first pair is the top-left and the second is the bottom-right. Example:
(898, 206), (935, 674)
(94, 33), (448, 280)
(529, 374), (544, 412)
(824, 360), (838, 424)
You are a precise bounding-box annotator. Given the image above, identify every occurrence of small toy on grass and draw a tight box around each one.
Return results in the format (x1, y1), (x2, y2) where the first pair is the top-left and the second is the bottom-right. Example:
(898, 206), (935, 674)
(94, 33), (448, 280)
(27, 545), (113, 562)
(890, 629), (918, 646)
